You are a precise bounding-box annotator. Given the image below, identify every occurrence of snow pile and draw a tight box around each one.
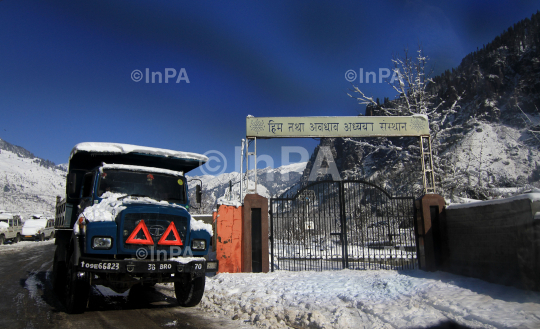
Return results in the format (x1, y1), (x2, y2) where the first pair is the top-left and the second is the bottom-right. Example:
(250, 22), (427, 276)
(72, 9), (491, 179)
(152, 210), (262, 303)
(81, 192), (127, 223)
(0, 221), (9, 230)
(78, 192), (212, 235)
(190, 216), (213, 234)
(197, 270), (540, 328)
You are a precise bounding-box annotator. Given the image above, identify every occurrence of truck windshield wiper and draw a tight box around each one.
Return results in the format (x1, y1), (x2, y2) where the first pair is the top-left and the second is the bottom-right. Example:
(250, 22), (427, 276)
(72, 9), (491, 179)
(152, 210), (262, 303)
(118, 194), (149, 200)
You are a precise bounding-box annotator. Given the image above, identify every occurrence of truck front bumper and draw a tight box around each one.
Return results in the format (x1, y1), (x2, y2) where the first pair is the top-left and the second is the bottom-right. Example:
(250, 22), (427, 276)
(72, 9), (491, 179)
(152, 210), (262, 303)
(77, 257), (218, 274)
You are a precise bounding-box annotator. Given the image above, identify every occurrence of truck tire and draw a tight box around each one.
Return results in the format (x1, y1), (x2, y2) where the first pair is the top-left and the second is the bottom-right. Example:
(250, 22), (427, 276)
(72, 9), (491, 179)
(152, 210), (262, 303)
(174, 274), (205, 307)
(0, 235), (4, 245)
(64, 262), (90, 314)
(52, 250), (67, 296)
(50, 232), (55, 240)
(39, 234), (45, 242)
(14, 234), (20, 243)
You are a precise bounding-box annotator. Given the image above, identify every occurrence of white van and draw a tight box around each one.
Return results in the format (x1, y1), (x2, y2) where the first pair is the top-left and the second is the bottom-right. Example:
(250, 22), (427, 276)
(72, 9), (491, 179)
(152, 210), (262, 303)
(21, 215), (55, 241)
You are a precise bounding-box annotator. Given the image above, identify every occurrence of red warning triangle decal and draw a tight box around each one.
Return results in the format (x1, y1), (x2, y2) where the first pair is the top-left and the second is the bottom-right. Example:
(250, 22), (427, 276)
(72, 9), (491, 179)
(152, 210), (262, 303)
(126, 220), (154, 245)
(157, 221), (183, 246)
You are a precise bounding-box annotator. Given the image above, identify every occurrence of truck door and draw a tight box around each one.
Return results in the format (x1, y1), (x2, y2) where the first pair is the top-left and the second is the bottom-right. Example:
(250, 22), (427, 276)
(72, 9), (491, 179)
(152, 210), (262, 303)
(79, 172), (95, 211)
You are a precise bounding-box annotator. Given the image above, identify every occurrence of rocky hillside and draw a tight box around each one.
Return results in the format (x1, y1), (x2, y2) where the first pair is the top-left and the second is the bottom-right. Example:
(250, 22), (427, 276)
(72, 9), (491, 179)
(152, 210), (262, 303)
(301, 11), (540, 202)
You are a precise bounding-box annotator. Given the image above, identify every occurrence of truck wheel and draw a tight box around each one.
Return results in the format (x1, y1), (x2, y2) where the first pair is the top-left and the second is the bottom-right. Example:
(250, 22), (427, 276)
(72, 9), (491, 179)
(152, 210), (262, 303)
(174, 274), (205, 307)
(14, 234), (20, 243)
(64, 263), (90, 314)
(39, 234), (45, 242)
(0, 235), (4, 245)
(50, 232), (55, 240)
(52, 250), (67, 296)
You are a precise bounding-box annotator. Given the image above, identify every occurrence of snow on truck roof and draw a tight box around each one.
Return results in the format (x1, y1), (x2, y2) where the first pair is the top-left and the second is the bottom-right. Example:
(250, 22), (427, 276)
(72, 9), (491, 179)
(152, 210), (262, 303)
(68, 142), (208, 174)
(71, 143), (208, 162)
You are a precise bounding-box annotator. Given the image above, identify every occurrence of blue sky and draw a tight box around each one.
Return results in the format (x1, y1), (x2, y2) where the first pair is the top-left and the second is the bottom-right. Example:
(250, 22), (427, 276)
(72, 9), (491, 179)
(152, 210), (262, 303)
(0, 0), (538, 176)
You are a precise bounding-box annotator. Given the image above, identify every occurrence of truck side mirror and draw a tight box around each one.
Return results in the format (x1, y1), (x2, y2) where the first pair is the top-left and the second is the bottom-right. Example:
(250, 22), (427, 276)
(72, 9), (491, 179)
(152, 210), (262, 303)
(196, 184), (202, 204)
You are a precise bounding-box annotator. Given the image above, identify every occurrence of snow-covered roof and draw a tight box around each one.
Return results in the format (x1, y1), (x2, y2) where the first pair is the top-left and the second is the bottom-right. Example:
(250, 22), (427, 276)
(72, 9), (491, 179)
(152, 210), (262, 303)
(100, 163), (185, 176)
(447, 191), (540, 210)
(70, 142), (208, 163)
(0, 213), (13, 220)
(23, 218), (48, 229)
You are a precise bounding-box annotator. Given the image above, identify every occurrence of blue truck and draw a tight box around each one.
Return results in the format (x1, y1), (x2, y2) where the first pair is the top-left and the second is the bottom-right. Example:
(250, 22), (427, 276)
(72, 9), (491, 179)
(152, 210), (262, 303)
(52, 142), (217, 313)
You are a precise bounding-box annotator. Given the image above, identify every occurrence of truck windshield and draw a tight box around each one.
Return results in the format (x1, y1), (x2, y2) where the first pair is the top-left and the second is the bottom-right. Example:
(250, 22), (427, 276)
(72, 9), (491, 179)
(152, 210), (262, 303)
(97, 170), (187, 204)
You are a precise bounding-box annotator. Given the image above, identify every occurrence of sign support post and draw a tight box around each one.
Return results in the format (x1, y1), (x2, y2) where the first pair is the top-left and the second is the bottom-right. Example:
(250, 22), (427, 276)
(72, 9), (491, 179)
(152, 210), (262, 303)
(246, 137), (257, 194)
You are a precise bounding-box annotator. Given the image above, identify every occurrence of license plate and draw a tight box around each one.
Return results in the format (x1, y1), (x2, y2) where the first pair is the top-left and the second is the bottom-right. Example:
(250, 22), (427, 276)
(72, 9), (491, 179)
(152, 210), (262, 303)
(79, 260), (120, 271)
(130, 262), (176, 273)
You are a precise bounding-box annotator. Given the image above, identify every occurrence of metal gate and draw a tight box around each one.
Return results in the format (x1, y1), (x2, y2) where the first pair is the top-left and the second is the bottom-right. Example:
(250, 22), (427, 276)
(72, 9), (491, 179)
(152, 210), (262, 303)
(270, 180), (417, 271)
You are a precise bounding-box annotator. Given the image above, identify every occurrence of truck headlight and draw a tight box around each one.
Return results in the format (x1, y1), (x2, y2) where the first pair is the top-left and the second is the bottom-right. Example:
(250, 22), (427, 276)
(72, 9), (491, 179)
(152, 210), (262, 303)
(191, 239), (206, 251)
(92, 237), (113, 250)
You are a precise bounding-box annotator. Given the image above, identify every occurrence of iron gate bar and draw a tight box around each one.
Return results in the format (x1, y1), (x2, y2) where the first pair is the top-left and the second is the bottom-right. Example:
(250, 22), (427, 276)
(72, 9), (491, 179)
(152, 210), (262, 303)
(270, 179), (417, 272)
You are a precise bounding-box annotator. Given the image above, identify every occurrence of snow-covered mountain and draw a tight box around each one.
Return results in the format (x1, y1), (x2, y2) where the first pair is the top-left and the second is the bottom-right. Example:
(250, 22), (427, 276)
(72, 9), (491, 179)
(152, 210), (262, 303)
(187, 162), (307, 213)
(0, 137), (306, 216)
(0, 138), (66, 218)
(301, 12), (540, 202)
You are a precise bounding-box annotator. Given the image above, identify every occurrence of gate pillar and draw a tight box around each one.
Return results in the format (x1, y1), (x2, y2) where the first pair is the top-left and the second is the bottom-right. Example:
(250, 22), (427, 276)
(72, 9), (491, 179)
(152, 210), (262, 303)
(214, 204), (244, 273)
(242, 194), (269, 273)
(415, 194), (446, 271)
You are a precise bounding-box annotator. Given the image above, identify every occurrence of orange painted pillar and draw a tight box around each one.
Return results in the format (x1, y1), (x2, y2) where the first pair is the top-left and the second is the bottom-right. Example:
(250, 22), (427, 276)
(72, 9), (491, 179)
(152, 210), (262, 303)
(215, 204), (244, 273)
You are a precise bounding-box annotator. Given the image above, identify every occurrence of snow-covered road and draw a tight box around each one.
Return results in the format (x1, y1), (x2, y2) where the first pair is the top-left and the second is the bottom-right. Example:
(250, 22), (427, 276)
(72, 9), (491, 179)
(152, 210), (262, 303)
(4, 241), (538, 328)
(188, 270), (540, 328)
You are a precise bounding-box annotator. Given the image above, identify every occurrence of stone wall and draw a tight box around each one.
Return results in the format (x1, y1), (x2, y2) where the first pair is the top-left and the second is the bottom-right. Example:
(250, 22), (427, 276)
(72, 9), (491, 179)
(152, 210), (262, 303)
(441, 194), (540, 290)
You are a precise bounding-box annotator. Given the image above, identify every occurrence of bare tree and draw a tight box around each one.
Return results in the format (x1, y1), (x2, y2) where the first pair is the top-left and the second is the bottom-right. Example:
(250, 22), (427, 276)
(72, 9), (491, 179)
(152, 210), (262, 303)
(348, 47), (442, 116)
(345, 47), (466, 198)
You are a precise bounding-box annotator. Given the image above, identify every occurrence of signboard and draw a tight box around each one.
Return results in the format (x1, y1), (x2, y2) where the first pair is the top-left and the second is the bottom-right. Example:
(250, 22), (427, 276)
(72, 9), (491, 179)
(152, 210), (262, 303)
(246, 115), (429, 138)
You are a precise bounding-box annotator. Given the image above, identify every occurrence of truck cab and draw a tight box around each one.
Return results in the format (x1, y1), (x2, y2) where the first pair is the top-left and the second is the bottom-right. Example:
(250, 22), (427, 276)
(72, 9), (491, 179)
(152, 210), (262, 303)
(53, 143), (216, 313)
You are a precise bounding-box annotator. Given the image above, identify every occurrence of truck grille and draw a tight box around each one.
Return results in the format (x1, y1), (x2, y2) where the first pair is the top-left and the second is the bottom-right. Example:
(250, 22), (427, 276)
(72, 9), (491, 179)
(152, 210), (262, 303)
(122, 213), (188, 250)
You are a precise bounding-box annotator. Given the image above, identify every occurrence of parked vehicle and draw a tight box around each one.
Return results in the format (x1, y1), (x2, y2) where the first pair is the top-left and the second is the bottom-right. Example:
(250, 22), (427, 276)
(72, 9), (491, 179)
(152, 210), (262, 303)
(0, 211), (23, 244)
(21, 216), (55, 241)
(52, 142), (217, 313)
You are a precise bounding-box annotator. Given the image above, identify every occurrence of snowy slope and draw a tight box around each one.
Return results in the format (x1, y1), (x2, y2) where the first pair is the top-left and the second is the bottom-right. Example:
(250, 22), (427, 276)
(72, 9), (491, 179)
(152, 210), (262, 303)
(187, 162), (307, 213)
(439, 121), (540, 202)
(0, 148), (66, 217)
